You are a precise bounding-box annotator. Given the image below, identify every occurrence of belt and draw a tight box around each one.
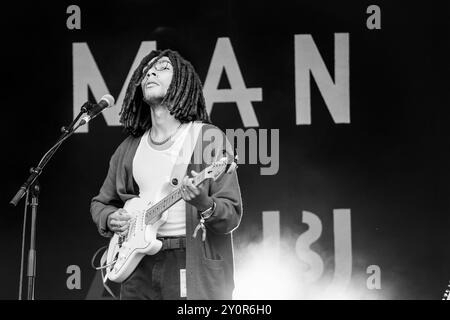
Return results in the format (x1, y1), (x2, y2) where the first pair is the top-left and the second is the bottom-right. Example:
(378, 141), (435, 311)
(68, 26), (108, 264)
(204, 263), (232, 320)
(158, 237), (186, 251)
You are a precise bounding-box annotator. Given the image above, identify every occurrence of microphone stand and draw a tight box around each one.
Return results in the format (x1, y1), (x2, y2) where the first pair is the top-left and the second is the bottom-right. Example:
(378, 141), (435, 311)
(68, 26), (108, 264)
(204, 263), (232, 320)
(10, 101), (93, 300)
(26, 181), (39, 300)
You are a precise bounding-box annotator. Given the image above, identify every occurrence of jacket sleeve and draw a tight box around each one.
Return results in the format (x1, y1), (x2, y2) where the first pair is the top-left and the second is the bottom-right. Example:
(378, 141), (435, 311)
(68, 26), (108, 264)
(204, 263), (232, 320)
(202, 128), (243, 235)
(90, 145), (124, 238)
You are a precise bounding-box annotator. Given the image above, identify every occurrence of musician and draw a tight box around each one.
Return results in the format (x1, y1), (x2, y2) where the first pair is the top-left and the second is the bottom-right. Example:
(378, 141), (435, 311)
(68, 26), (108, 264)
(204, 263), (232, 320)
(90, 49), (242, 300)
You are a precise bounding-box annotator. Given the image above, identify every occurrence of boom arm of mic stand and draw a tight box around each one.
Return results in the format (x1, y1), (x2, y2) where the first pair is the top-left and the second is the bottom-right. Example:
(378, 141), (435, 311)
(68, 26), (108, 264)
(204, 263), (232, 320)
(9, 106), (89, 207)
(9, 168), (42, 207)
(61, 102), (92, 134)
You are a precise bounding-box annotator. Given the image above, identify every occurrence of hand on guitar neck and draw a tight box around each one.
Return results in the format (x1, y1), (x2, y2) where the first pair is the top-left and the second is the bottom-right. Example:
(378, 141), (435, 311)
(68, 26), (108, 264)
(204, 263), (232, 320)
(180, 170), (214, 212)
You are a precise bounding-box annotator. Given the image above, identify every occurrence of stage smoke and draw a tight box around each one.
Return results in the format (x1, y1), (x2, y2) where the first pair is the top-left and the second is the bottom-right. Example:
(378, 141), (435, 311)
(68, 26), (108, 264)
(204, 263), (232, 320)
(233, 235), (394, 299)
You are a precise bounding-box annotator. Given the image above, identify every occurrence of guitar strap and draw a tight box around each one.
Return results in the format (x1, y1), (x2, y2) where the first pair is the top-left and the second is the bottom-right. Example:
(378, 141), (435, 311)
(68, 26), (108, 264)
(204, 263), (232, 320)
(169, 121), (204, 190)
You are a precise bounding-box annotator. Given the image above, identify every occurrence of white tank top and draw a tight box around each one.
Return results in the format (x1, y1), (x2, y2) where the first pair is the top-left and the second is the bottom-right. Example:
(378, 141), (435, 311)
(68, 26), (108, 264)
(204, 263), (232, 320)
(132, 124), (191, 237)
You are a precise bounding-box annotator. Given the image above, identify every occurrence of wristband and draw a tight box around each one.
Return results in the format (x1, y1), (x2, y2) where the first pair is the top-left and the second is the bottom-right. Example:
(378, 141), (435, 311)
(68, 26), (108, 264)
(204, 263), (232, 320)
(199, 200), (216, 220)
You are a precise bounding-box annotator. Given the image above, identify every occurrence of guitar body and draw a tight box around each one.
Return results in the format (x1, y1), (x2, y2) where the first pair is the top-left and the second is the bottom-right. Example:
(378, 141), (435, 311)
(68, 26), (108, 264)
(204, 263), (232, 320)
(105, 197), (167, 283)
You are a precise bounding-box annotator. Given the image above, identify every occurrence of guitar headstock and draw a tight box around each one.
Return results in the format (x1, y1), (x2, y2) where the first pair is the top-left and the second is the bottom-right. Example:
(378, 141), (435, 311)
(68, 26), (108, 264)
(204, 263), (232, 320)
(203, 154), (238, 181)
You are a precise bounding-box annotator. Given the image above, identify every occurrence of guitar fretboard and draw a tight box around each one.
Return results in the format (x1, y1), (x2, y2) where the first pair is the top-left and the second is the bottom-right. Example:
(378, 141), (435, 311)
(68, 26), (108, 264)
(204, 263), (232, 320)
(144, 170), (206, 224)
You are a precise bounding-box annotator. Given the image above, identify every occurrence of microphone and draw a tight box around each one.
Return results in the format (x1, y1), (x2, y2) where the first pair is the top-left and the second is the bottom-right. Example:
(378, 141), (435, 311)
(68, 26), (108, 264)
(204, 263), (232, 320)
(79, 94), (115, 126)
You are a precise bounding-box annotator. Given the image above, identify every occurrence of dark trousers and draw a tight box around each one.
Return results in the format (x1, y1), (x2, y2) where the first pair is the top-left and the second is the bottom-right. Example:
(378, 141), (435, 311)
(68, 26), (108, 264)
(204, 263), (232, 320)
(120, 248), (186, 300)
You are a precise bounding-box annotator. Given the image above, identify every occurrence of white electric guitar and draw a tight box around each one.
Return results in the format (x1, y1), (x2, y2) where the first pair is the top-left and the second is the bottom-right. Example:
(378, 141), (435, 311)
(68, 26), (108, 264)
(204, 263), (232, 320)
(104, 156), (237, 283)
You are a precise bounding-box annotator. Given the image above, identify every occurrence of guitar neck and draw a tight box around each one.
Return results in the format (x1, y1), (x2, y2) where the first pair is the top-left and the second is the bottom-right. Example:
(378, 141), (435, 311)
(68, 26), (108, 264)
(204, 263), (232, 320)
(144, 170), (207, 224)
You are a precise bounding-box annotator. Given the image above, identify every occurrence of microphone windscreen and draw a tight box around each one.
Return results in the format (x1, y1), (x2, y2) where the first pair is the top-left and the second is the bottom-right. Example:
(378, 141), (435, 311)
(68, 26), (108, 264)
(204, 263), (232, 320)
(100, 94), (115, 107)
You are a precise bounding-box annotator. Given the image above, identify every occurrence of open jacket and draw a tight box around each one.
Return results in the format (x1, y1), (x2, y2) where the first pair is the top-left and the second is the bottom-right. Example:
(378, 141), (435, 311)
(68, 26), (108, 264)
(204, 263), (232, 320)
(90, 124), (243, 300)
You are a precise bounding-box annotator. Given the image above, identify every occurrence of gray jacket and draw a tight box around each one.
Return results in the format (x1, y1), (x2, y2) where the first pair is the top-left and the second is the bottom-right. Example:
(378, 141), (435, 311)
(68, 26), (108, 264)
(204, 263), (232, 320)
(90, 124), (243, 299)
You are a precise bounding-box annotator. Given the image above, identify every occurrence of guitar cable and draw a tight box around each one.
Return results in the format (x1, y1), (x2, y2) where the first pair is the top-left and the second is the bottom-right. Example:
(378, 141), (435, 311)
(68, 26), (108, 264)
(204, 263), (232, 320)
(91, 245), (119, 299)
(91, 245), (117, 270)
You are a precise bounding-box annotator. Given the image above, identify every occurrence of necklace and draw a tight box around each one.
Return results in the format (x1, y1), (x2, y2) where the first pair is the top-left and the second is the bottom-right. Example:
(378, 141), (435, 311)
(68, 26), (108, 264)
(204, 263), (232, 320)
(149, 123), (183, 145)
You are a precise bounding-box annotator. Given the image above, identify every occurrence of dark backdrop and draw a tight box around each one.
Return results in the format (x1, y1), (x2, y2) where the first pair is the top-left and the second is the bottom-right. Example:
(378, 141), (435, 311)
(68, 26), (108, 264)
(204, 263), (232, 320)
(1, 0), (448, 299)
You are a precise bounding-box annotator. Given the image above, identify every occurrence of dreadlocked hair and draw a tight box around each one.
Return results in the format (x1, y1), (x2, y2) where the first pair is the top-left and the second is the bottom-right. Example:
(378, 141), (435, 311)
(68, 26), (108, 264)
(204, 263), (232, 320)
(119, 49), (210, 137)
